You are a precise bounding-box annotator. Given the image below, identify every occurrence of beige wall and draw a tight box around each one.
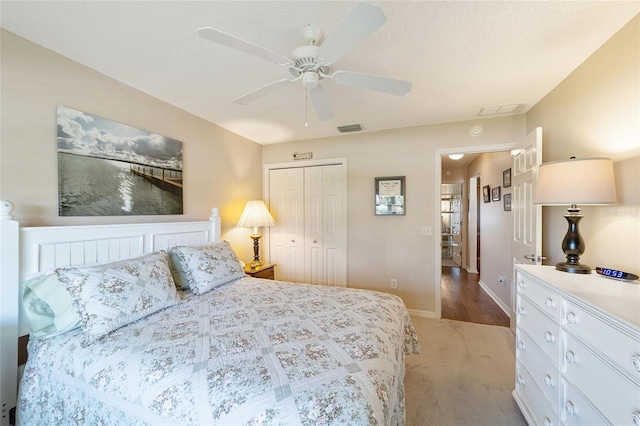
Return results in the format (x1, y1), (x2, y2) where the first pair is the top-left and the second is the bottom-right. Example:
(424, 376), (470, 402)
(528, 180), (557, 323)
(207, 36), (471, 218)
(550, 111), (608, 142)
(263, 116), (525, 314)
(0, 30), (264, 262)
(526, 15), (639, 271)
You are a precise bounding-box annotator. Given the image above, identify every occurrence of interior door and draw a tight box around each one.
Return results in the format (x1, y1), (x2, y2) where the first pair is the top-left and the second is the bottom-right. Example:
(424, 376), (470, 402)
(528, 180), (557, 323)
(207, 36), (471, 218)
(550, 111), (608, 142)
(510, 127), (543, 328)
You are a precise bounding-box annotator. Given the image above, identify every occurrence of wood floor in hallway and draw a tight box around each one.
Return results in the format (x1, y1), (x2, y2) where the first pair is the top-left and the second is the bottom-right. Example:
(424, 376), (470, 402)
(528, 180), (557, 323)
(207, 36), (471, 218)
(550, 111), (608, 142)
(441, 266), (510, 327)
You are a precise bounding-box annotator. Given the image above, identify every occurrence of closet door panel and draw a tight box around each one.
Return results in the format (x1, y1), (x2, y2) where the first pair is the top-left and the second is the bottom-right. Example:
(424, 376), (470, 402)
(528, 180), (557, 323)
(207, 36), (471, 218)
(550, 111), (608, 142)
(322, 165), (346, 286)
(269, 169), (288, 280)
(269, 168), (304, 282)
(305, 166), (323, 284)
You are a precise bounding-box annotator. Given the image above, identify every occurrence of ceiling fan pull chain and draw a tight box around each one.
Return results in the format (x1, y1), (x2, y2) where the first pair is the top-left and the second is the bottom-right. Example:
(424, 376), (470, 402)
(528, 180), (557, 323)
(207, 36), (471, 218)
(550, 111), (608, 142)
(305, 89), (309, 127)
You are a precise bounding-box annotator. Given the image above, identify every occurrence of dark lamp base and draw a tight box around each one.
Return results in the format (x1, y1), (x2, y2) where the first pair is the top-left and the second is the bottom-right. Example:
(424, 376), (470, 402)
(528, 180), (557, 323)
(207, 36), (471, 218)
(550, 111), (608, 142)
(555, 261), (592, 274)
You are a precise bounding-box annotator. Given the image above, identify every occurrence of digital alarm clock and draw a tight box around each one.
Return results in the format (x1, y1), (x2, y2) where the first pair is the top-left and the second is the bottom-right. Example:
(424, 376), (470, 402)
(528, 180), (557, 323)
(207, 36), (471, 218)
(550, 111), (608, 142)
(595, 267), (639, 282)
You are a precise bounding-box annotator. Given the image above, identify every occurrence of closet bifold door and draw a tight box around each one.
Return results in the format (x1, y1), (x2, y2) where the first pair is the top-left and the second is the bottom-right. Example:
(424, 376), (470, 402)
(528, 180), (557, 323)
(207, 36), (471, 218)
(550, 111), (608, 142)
(269, 164), (346, 286)
(269, 168), (304, 282)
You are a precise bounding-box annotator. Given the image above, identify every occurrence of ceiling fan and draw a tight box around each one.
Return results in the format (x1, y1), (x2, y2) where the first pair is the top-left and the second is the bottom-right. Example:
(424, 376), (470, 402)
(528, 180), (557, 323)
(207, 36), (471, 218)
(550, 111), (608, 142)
(198, 2), (412, 122)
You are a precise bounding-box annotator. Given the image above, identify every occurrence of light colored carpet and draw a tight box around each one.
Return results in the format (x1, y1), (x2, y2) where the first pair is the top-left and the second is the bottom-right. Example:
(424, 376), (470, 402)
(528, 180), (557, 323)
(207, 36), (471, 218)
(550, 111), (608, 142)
(404, 317), (527, 426)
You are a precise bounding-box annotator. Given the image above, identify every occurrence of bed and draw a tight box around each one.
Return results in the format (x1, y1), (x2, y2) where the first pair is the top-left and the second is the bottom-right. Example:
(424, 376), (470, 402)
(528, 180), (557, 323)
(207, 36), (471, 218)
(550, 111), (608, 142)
(0, 204), (420, 425)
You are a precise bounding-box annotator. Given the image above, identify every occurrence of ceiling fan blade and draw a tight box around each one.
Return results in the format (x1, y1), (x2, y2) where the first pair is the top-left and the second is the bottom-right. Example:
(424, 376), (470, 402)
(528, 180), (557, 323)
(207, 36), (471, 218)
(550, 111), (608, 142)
(310, 86), (333, 121)
(198, 27), (292, 66)
(332, 71), (412, 96)
(318, 2), (386, 64)
(232, 79), (292, 105)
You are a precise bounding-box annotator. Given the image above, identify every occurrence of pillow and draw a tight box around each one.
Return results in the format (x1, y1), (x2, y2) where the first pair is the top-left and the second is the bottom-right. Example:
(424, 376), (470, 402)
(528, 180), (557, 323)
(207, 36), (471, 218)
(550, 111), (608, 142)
(169, 241), (245, 295)
(55, 251), (180, 345)
(22, 273), (82, 338)
(166, 244), (205, 290)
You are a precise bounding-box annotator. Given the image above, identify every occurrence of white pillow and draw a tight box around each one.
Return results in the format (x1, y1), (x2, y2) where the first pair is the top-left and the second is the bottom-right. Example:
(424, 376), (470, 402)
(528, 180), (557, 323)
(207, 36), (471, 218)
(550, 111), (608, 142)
(55, 251), (179, 345)
(169, 241), (245, 295)
(22, 273), (81, 338)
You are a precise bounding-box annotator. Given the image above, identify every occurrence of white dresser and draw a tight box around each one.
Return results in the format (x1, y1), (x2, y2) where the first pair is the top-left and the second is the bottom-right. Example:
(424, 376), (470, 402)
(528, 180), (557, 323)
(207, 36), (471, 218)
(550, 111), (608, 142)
(513, 264), (640, 426)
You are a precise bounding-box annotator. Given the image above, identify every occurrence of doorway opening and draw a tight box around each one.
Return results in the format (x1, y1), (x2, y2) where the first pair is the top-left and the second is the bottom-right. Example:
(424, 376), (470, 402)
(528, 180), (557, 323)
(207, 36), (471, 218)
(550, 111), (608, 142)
(435, 144), (515, 326)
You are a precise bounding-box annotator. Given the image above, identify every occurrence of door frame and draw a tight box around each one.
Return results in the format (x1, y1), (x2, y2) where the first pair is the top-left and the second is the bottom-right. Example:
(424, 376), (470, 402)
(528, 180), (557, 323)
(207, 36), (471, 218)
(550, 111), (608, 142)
(435, 144), (515, 319)
(467, 174), (480, 274)
(262, 157), (348, 267)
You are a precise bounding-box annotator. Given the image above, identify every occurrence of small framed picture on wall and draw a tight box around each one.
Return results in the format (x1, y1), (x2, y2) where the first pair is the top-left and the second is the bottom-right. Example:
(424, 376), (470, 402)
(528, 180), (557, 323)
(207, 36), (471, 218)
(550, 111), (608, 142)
(503, 193), (512, 211)
(492, 186), (501, 201)
(503, 168), (512, 188)
(375, 176), (406, 215)
(482, 185), (490, 203)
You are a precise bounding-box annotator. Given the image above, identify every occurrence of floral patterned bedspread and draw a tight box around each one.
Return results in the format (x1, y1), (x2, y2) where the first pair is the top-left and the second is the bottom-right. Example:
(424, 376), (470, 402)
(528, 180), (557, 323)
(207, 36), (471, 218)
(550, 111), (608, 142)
(18, 277), (420, 425)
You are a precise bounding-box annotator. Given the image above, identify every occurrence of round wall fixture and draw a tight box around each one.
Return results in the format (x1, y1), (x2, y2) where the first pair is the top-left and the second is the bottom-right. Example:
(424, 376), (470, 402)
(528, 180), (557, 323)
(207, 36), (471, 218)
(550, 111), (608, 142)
(470, 125), (483, 137)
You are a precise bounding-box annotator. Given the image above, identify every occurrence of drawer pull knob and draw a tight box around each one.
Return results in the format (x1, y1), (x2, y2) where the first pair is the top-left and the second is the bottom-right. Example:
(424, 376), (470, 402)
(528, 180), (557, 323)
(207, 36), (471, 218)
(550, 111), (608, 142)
(517, 341), (525, 351)
(545, 298), (556, 309)
(565, 351), (577, 364)
(565, 401), (577, 416)
(518, 280), (526, 289)
(544, 375), (554, 387)
(566, 312), (577, 324)
(631, 411), (640, 426)
(544, 331), (556, 343)
(631, 355), (640, 372)
(313, 240), (318, 243)
(516, 375), (525, 385)
(543, 417), (552, 426)
(518, 307), (526, 316)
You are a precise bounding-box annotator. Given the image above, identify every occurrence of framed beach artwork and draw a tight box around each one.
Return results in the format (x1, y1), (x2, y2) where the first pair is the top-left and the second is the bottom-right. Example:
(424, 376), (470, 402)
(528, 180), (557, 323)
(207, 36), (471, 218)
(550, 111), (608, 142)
(57, 106), (183, 216)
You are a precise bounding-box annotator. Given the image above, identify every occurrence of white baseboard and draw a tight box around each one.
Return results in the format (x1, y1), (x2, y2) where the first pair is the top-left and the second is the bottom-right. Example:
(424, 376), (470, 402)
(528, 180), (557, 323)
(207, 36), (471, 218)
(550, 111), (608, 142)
(478, 279), (511, 317)
(408, 309), (437, 319)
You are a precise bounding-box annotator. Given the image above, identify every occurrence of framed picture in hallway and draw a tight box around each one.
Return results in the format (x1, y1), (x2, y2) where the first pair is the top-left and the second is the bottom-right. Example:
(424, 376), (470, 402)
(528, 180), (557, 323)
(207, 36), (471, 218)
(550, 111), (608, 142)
(482, 185), (490, 203)
(503, 193), (512, 211)
(492, 186), (501, 201)
(503, 168), (512, 188)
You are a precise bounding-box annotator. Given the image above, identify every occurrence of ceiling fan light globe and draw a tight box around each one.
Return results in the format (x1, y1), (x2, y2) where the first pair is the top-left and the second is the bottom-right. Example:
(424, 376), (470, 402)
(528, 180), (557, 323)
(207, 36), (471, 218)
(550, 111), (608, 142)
(302, 72), (319, 90)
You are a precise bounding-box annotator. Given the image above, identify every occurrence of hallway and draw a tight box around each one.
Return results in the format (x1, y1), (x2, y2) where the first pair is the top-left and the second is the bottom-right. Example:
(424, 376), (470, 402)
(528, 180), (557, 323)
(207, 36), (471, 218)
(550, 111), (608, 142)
(441, 266), (509, 327)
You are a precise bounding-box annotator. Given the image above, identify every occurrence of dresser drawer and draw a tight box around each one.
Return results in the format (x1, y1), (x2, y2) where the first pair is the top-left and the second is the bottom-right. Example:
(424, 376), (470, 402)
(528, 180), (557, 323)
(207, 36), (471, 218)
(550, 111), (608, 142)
(563, 298), (640, 381)
(517, 269), (562, 323)
(562, 331), (640, 425)
(560, 378), (609, 426)
(516, 328), (560, 414)
(517, 295), (561, 368)
(515, 361), (558, 426)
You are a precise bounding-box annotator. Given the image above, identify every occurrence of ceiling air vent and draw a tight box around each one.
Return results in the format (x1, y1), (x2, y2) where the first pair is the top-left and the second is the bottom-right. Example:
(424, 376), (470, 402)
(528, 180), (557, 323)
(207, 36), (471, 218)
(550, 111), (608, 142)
(337, 124), (363, 133)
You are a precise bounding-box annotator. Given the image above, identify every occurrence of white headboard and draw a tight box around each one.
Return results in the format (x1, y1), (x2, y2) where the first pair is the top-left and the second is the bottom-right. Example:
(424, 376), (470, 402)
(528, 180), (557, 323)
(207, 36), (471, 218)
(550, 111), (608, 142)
(0, 200), (221, 426)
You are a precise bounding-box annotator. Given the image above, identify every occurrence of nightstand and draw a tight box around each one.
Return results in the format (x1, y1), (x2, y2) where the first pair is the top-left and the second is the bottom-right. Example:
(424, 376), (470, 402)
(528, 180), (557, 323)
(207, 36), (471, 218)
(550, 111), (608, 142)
(244, 264), (275, 280)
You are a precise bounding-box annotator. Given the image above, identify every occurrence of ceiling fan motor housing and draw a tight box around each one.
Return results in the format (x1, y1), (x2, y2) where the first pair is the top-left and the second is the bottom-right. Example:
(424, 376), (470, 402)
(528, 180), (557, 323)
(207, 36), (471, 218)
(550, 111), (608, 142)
(302, 25), (323, 45)
(288, 45), (332, 77)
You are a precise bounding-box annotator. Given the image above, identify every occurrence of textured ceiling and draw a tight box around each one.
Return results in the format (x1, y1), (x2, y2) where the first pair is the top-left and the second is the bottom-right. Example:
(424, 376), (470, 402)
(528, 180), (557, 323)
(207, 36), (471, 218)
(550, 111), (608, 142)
(1, 1), (638, 145)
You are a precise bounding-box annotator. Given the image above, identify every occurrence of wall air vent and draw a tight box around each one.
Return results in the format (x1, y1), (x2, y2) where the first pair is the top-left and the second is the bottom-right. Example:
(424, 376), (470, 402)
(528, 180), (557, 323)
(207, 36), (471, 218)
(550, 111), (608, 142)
(337, 124), (363, 133)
